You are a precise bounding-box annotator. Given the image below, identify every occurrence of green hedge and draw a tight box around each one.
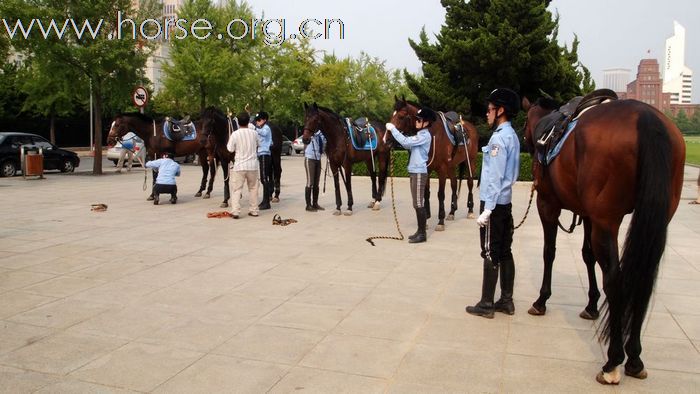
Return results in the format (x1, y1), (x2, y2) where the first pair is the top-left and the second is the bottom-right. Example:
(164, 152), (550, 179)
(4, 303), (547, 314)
(352, 151), (534, 181)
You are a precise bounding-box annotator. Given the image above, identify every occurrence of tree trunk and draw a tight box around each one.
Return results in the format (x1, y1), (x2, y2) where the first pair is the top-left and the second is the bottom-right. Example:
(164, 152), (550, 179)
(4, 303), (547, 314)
(200, 83), (206, 113)
(49, 104), (56, 145)
(92, 87), (103, 175)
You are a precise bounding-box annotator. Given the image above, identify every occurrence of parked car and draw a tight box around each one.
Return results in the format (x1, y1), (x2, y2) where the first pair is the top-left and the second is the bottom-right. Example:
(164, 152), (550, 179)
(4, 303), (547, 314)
(106, 138), (146, 166)
(0, 132), (80, 177)
(107, 142), (194, 166)
(281, 135), (293, 156)
(293, 136), (305, 154)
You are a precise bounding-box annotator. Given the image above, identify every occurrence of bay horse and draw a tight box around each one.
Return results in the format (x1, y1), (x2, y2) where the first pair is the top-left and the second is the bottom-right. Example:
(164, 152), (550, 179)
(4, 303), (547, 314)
(522, 97), (685, 384)
(107, 113), (214, 202)
(388, 98), (479, 230)
(199, 107), (239, 207)
(301, 102), (391, 215)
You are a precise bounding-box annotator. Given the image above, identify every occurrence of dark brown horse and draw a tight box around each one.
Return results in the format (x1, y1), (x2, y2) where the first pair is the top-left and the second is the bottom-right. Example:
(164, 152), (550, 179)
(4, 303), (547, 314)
(522, 97), (685, 384)
(199, 107), (239, 207)
(388, 98), (479, 230)
(302, 103), (391, 215)
(107, 113), (215, 201)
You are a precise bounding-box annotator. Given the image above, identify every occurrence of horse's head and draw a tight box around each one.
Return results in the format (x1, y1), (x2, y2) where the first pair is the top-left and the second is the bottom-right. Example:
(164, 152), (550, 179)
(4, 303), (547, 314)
(107, 115), (130, 146)
(521, 97), (558, 153)
(302, 102), (323, 144)
(386, 96), (419, 144)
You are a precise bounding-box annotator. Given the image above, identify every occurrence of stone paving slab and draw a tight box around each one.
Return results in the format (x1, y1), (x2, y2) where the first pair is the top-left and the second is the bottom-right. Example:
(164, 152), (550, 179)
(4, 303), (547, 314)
(0, 156), (699, 393)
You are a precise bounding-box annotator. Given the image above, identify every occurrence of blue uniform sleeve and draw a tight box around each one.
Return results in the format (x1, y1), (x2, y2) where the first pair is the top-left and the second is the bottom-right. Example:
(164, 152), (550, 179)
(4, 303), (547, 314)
(145, 158), (161, 169)
(391, 128), (431, 149)
(175, 163), (181, 177)
(482, 135), (508, 211)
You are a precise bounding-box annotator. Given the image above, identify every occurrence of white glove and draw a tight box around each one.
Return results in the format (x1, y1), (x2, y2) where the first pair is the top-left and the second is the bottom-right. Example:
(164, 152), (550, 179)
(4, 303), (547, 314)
(476, 209), (492, 227)
(385, 123), (396, 131)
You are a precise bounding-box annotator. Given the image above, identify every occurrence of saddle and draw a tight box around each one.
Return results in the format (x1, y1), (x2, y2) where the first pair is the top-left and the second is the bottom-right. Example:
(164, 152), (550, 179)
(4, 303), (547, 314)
(163, 116), (197, 142)
(346, 117), (378, 151)
(535, 89), (618, 164)
(438, 111), (466, 146)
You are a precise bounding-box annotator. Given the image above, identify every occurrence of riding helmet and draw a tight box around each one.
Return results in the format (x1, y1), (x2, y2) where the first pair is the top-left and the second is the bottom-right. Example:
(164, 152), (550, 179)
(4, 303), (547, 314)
(416, 106), (437, 122)
(487, 88), (520, 117)
(254, 111), (269, 121)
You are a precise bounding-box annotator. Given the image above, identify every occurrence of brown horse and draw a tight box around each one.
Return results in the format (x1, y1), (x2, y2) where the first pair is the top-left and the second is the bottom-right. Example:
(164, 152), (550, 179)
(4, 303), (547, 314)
(199, 107), (239, 207)
(302, 102), (391, 215)
(107, 113), (214, 201)
(388, 98), (479, 230)
(522, 97), (685, 384)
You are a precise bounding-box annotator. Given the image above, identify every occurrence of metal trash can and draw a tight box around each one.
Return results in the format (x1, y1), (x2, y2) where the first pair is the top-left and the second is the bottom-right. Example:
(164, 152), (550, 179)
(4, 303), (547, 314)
(21, 145), (44, 179)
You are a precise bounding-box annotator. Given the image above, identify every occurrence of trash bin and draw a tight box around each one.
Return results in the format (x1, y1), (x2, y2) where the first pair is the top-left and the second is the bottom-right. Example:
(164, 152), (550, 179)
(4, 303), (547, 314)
(21, 145), (44, 179)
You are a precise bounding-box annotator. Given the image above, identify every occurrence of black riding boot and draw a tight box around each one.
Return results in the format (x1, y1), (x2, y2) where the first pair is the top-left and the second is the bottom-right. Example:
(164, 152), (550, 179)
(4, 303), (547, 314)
(305, 187), (316, 212)
(409, 207), (427, 243)
(408, 207), (423, 240)
(312, 187), (324, 210)
(259, 183), (272, 210)
(494, 258), (515, 315)
(466, 259), (499, 318)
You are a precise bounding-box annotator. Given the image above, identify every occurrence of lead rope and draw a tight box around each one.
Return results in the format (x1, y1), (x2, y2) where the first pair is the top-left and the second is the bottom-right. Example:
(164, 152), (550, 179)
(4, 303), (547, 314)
(514, 184), (535, 230)
(366, 150), (404, 246)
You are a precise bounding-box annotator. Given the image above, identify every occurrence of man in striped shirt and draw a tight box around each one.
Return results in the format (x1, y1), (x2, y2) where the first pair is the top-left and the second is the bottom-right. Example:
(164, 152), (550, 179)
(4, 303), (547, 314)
(226, 112), (261, 219)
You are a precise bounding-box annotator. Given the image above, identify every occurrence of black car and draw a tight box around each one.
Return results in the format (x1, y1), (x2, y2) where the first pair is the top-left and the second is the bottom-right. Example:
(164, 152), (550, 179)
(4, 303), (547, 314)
(0, 132), (80, 177)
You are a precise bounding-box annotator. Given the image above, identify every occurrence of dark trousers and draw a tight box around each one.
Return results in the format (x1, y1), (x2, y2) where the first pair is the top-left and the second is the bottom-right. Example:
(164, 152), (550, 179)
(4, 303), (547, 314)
(409, 173), (429, 208)
(153, 183), (177, 199)
(305, 158), (321, 188)
(258, 154), (273, 204)
(479, 201), (514, 267)
(271, 152), (282, 198)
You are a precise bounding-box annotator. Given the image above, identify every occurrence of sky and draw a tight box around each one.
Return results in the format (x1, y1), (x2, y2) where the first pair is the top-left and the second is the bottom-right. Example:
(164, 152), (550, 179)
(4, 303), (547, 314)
(247, 0), (700, 103)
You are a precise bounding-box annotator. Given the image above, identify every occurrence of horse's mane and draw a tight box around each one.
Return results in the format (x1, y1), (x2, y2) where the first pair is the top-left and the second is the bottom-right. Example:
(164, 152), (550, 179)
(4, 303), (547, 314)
(535, 97), (559, 111)
(119, 112), (157, 122)
(201, 106), (226, 119)
(313, 105), (344, 122)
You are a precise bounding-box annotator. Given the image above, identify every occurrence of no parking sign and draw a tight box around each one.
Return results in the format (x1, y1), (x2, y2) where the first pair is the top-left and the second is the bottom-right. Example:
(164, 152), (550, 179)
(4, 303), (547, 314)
(132, 86), (149, 108)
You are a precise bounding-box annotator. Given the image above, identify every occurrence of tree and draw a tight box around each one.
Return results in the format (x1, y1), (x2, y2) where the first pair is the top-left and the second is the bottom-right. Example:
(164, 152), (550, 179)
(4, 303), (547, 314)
(1, 0), (159, 174)
(406, 0), (593, 118)
(20, 57), (82, 144)
(157, 0), (255, 115)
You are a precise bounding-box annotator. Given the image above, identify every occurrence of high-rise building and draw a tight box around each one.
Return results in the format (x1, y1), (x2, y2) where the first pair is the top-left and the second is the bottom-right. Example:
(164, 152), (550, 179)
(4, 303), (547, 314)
(663, 21), (693, 104)
(602, 68), (631, 94)
(626, 59), (671, 112)
(142, 0), (183, 93)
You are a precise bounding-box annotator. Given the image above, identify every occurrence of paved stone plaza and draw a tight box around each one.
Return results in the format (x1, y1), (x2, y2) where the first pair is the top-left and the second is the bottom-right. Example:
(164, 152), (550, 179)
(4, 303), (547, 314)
(1, 155), (699, 393)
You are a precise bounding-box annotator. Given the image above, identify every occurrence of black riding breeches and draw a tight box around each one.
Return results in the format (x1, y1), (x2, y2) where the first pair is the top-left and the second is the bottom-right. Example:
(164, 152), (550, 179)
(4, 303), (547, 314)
(305, 158), (322, 188)
(479, 201), (514, 267)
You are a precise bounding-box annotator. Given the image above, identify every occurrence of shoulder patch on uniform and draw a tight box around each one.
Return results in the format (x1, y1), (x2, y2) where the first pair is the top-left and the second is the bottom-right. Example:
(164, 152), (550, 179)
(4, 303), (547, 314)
(410, 136), (419, 142)
(490, 144), (500, 157)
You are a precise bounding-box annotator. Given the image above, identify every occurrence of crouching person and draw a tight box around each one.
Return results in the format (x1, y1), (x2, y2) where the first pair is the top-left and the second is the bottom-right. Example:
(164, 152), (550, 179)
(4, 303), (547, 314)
(145, 150), (180, 205)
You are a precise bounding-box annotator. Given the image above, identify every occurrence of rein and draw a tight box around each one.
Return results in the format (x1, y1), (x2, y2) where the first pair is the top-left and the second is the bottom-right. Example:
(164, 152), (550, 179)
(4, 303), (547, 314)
(366, 150), (404, 246)
(514, 184), (535, 230)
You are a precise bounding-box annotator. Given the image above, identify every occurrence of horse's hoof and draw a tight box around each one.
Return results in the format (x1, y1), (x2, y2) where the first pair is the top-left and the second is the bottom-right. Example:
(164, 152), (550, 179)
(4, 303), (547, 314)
(446, 214), (454, 221)
(220, 202), (228, 208)
(579, 309), (599, 320)
(271, 197), (280, 203)
(372, 202), (381, 211)
(194, 192), (202, 197)
(435, 224), (445, 232)
(333, 210), (342, 216)
(595, 367), (621, 385)
(367, 201), (375, 208)
(625, 368), (647, 380)
(343, 210), (353, 216)
(528, 305), (546, 316)
(203, 194), (211, 199)
(146, 196), (154, 201)
(467, 213), (475, 219)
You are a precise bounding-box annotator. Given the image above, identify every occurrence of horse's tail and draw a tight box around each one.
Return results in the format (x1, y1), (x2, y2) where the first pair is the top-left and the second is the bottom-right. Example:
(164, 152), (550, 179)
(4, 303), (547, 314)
(600, 108), (672, 343)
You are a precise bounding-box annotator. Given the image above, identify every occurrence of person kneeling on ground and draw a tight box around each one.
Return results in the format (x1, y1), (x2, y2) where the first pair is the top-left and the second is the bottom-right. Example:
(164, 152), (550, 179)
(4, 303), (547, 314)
(145, 150), (180, 205)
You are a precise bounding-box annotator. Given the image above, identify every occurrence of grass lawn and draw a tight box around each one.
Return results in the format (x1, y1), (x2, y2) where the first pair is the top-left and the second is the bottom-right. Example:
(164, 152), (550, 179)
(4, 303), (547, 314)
(686, 136), (700, 166)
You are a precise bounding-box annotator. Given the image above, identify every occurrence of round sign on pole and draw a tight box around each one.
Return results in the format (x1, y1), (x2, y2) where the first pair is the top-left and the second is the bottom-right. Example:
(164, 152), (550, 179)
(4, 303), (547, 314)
(132, 86), (149, 108)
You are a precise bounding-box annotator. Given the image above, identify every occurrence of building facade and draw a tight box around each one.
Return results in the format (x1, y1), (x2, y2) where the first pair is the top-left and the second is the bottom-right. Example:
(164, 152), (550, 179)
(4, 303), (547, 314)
(603, 68), (631, 94)
(626, 59), (671, 111)
(663, 21), (693, 104)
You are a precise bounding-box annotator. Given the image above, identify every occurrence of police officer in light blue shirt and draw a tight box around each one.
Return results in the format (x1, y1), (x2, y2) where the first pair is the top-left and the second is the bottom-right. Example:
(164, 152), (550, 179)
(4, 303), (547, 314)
(467, 88), (521, 319)
(385, 106), (435, 244)
(145, 150), (181, 205)
(254, 111), (273, 209)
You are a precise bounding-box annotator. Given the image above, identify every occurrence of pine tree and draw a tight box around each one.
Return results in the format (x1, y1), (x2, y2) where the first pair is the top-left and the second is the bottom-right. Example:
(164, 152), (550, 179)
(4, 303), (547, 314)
(406, 0), (593, 117)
